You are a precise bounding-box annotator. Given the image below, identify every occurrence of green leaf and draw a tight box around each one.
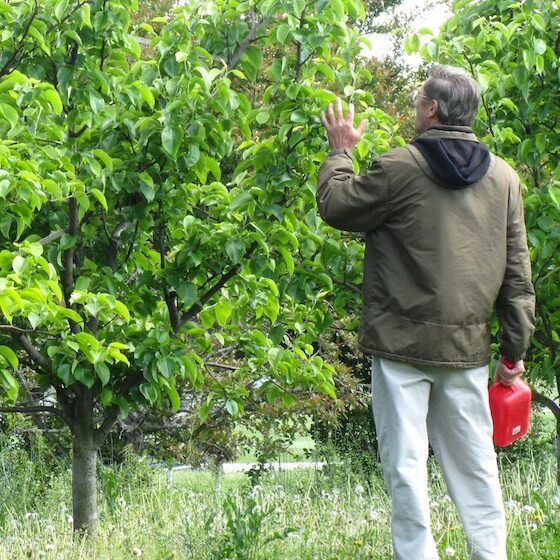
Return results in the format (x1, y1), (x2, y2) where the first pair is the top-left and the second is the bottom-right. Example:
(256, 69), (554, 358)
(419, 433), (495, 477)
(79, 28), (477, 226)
(267, 347), (284, 369)
(278, 246), (295, 274)
(57, 363), (73, 386)
(0, 214), (12, 238)
(140, 383), (158, 404)
(214, 300), (232, 327)
(200, 309), (214, 328)
(60, 233), (77, 251)
(157, 357), (175, 378)
(183, 356), (201, 388)
(316, 63), (335, 83)
(113, 300), (130, 322)
(74, 367), (95, 388)
(225, 237), (245, 264)
(405, 33), (420, 54)
(205, 156), (221, 181)
(230, 191), (253, 210)
(0, 369), (19, 401)
(41, 88), (62, 114)
(0, 103), (18, 128)
(12, 255), (24, 275)
(55, 0), (69, 21)
(139, 173), (155, 202)
(162, 125), (183, 159)
(175, 282), (197, 306)
(276, 24), (291, 44)
(117, 396), (129, 418)
(225, 398), (239, 416)
(533, 38), (547, 55)
(164, 384), (180, 412)
(92, 149), (113, 170)
(531, 13), (546, 32)
(138, 83), (155, 110)
(94, 362), (110, 386)
(91, 188), (108, 211)
(0, 345), (18, 369)
(100, 387), (113, 407)
(88, 89), (105, 113)
(290, 111), (308, 124)
(256, 110), (270, 124)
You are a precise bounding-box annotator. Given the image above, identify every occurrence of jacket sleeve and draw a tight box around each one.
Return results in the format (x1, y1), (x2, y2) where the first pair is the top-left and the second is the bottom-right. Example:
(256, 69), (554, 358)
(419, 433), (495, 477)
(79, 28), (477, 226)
(316, 149), (389, 232)
(495, 177), (536, 361)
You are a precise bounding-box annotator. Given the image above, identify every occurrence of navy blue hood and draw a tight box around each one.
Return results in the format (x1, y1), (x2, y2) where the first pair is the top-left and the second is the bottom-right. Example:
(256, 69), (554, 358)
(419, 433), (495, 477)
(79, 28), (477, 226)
(411, 126), (491, 189)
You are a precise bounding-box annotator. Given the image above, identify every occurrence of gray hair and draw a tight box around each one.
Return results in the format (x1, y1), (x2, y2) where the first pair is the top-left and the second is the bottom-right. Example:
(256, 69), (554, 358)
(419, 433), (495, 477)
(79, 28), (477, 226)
(421, 65), (481, 126)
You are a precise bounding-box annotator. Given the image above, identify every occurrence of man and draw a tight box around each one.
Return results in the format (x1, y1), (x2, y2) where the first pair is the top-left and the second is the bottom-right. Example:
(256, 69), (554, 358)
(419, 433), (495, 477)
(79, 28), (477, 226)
(316, 65), (535, 560)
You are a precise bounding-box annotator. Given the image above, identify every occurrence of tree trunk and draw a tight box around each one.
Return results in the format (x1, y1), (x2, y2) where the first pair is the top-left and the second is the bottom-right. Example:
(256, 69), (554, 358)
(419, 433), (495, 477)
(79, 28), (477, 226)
(72, 388), (98, 533)
(532, 389), (560, 489)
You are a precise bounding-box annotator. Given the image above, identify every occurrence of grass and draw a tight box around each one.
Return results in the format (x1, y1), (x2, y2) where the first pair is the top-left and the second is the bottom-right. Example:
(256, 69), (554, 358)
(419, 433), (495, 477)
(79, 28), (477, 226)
(0, 439), (558, 560)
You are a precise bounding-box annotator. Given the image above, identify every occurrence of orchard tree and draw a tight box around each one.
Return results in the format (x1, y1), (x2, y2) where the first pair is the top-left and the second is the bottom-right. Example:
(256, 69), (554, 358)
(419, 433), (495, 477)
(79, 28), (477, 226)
(0, 0), (399, 532)
(407, 0), (560, 481)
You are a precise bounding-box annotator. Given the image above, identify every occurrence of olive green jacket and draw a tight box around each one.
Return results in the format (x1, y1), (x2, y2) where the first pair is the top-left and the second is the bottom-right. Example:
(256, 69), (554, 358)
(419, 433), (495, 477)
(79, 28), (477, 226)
(316, 128), (535, 367)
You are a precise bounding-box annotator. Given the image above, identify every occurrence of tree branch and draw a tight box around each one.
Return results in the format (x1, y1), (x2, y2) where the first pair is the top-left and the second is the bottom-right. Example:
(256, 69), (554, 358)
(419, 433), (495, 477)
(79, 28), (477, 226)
(0, 0), (38, 77)
(206, 362), (238, 371)
(39, 229), (66, 246)
(106, 220), (131, 272)
(62, 197), (80, 333)
(14, 333), (52, 373)
(0, 324), (52, 337)
(227, 11), (267, 70)
(463, 52), (496, 148)
(93, 371), (144, 445)
(165, 288), (181, 334)
(333, 278), (361, 295)
(0, 405), (69, 423)
(532, 389), (560, 423)
(179, 266), (240, 328)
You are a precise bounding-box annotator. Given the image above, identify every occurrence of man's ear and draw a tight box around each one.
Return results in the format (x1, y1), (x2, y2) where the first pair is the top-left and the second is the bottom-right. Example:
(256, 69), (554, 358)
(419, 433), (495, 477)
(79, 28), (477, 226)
(428, 99), (439, 118)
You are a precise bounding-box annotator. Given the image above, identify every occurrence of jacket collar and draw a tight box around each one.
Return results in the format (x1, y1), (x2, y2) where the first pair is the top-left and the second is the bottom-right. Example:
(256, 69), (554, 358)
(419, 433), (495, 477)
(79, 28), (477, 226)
(415, 125), (479, 143)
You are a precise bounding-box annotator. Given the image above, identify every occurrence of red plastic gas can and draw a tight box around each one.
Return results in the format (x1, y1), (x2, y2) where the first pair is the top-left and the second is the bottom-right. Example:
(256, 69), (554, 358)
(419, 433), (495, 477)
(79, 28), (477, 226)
(489, 377), (532, 447)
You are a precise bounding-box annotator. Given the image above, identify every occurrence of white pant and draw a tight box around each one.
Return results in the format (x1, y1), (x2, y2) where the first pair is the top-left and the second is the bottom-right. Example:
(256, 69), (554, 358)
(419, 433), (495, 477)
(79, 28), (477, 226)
(371, 357), (507, 560)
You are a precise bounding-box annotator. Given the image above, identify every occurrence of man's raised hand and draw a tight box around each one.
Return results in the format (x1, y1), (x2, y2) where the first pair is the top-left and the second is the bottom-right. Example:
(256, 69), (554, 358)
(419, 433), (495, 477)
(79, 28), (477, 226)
(321, 97), (368, 151)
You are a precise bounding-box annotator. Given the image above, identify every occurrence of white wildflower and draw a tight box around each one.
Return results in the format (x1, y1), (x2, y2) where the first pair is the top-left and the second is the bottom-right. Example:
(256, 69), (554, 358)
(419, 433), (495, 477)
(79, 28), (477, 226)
(354, 484), (365, 495)
(522, 504), (535, 514)
(505, 499), (519, 510)
(368, 508), (380, 521)
(445, 546), (456, 556)
(44, 544), (55, 551)
(66, 516), (73, 524)
(132, 547), (143, 557)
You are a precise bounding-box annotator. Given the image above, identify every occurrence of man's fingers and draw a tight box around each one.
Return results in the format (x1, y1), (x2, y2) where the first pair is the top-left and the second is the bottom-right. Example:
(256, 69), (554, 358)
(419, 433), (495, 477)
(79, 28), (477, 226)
(356, 118), (368, 136)
(321, 111), (329, 129)
(336, 97), (344, 121)
(327, 102), (335, 124)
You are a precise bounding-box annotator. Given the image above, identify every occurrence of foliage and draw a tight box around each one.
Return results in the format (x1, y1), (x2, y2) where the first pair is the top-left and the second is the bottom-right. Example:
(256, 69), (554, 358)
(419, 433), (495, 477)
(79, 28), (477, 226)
(200, 488), (297, 560)
(358, 0), (404, 34)
(0, 0), (403, 527)
(0, 441), (558, 559)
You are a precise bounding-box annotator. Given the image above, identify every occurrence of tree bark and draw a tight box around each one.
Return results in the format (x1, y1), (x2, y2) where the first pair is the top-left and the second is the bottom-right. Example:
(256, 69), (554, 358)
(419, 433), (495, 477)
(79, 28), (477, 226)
(72, 388), (98, 533)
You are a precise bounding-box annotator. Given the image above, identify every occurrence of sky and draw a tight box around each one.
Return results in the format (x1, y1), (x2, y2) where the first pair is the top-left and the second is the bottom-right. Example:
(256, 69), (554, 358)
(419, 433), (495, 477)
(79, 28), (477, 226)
(364, 0), (453, 64)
